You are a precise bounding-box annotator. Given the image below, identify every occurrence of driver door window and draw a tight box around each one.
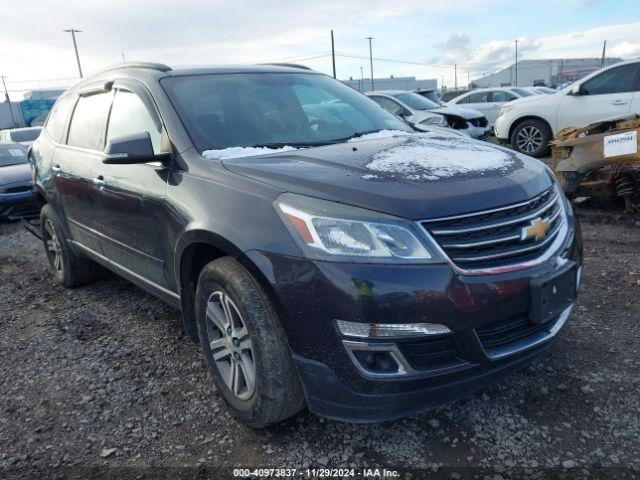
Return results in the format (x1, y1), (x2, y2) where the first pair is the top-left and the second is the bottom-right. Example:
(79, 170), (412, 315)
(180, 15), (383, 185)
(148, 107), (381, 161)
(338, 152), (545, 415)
(107, 90), (162, 153)
(581, 63), (640, 95)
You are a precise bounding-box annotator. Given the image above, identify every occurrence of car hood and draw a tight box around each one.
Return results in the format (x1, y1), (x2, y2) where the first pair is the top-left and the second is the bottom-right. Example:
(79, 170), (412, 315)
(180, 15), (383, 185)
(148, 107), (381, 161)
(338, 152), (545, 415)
(431, 106), (485, 120)
(220, 133), (552, 220)
(0, 163), (32, 186)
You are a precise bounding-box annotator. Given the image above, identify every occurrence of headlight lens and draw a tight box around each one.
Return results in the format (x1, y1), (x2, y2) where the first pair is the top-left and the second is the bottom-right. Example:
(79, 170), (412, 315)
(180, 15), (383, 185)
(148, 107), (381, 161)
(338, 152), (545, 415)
(499, 104), (515, 117)
(275, 193), (444, 263)
(418, 113), (447, 127)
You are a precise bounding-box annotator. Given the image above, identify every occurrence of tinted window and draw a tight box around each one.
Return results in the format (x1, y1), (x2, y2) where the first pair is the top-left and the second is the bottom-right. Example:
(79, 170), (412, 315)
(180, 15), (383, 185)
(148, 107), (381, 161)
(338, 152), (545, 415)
(581, 63), (640, 95)
(67, 93), (112, 150)
(491, 91), (516, 102)
(45, 95), (75, 142)
(0, 144), (28, 167)
(107, 90), (162, 153)
(510, 88), (534, 97)
(467, 92), (490, 103)
(161, 73), (410, 152)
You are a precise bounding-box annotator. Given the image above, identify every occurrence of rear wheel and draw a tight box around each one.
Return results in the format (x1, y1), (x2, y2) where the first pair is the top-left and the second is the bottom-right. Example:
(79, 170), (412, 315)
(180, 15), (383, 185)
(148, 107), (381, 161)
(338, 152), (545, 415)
(40, 204), (99, 287)
(511, 119), (551, 158)
(195, 257), (305, 428)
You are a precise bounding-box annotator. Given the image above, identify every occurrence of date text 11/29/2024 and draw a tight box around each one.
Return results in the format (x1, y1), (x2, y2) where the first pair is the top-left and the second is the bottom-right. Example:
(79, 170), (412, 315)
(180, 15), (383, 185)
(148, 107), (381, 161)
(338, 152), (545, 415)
(233, 468), (401, 478)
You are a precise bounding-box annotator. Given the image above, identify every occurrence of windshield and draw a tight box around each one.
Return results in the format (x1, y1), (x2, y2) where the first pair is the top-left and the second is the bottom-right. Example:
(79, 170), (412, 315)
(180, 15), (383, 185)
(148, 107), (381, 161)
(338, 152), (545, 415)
(0, 145), (28, 167)
(417, 91), (443, 105)
(510, 88), (535, 97)
(9, 128), (41, 142)
(392, 92), (440, 111)
(161, 73), (411, 152)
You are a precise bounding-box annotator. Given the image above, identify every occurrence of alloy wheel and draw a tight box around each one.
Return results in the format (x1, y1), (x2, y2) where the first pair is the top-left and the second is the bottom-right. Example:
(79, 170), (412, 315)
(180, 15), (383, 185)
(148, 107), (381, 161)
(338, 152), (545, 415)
(516, 125), (543, 153)
(44, 219), (63, 272)
(206, 291), (256, 400)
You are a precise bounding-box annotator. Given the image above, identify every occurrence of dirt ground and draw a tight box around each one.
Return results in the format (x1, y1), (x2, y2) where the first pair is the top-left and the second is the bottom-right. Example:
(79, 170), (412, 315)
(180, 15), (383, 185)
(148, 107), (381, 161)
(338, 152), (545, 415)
(1, 206), (639, 479)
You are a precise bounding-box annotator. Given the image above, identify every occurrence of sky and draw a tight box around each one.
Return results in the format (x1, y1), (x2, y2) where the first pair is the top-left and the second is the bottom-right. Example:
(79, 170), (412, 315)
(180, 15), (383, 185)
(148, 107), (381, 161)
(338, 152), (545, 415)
(2, 0), (640, 96)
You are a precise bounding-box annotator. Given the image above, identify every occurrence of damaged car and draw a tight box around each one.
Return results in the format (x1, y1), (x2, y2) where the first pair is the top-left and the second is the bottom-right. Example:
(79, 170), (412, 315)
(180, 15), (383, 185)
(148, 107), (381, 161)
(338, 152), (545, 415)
(31, 63), (582, 427)
(367, 90), (491, 139)
(0, 142), (38, 220)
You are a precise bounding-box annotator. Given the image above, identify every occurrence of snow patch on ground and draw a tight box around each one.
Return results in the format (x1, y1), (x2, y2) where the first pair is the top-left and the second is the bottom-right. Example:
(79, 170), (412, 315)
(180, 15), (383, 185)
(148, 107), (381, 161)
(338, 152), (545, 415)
(365, 135), (515, 180)
(202, 145), (297, 160)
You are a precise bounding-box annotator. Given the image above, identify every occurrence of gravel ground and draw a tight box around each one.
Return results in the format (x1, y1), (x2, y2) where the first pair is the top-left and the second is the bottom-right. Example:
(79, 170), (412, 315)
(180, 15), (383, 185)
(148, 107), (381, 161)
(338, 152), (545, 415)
(1, 208), (640, 479)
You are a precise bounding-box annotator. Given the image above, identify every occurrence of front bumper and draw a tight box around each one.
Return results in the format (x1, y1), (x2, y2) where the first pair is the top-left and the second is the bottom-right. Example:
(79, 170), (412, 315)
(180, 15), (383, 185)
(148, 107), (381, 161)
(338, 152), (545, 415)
(466, 123), (492, 140)
(494, 114), (511, 142)
(245, 218), (583, 422)
(0, 191), (39, 220)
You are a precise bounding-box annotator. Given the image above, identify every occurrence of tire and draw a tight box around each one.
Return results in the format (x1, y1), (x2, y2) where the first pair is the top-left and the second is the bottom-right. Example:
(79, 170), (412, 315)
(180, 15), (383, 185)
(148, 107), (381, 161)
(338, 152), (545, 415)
(510, 119), (551, 158)
(40, 204), (99, 287)
(195, 257), (305, 428)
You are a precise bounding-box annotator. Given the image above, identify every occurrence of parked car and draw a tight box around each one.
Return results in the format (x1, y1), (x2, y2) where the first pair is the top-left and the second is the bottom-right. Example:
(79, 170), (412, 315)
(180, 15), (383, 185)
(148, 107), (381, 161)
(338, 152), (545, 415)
(367, 90), (490, 139)
(414, 88), (445, 105)
(31, 62), (582, 427)
(0, 142), (38, 220)
(495, 59), (640, 157)
(446, 87), (529, 126)
(0, 126), (43, 147)
(534, 86), (558, 95)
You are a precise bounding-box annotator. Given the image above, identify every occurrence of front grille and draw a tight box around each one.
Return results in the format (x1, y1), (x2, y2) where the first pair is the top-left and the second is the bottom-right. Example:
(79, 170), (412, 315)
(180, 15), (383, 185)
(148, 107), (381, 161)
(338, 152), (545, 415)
(421, 187), (565, 271)
(398, 335), (467, 371)
(476, 314), (555, 358)
(469, 117), (488, 127)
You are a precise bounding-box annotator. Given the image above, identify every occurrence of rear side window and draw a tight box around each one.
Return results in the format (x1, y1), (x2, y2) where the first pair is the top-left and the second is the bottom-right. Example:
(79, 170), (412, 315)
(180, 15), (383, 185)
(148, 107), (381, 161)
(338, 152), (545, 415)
(467, 92), (490, 103)
(107, 90), (162, 154)
(45, 95), (75, 142)
(491, 91), (516, 102)
(581, 63), (640, 95)
(67, 92), (112, 150)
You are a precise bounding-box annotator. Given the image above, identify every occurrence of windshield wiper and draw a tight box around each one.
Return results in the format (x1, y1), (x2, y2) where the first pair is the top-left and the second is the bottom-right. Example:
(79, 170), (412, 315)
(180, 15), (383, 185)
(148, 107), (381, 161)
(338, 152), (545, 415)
(247, 141), (336, 148)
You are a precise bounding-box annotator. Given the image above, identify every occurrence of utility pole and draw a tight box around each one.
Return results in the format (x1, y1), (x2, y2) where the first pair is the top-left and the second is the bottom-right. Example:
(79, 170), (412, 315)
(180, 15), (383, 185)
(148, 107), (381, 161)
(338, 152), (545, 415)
(454, 64), (457, 90)
(601, 40), (607, 68)
(331, 30), (336, 78)
(514, 40), (518, 87)
(366, 37), (374, 91)
(467, 71), (470, 88)
(63, 28), (83, 78)
(122, 52), (126, 64)
(360, 66), (364, 92)
(1, 76), (17, 127)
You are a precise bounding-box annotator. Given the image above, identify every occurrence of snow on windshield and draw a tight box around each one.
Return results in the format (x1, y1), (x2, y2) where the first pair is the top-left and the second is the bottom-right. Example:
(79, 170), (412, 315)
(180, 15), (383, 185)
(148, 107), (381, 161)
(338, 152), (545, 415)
(364, 133), (515, 180)
(202, 145), (297, 160)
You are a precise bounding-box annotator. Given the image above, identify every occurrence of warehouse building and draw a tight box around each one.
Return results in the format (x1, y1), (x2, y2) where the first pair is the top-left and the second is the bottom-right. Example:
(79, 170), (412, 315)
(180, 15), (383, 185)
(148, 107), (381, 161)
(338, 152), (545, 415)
(471, 57), (622, 88)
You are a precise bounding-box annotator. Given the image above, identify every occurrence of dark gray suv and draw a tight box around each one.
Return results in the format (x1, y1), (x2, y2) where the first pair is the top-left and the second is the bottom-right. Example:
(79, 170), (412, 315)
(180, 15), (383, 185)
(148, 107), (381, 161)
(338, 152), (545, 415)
(30, 63), (582, 427)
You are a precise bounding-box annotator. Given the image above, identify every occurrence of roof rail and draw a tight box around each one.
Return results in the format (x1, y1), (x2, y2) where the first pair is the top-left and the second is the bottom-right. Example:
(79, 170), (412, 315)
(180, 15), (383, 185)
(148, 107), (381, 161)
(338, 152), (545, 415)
(259, 63), (313, 71)
(93, 62), (172, 75)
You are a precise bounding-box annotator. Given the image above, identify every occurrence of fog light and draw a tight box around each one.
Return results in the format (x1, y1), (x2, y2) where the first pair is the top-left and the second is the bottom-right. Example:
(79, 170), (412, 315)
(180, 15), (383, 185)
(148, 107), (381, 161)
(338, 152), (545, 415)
(336, 320), (451, 339)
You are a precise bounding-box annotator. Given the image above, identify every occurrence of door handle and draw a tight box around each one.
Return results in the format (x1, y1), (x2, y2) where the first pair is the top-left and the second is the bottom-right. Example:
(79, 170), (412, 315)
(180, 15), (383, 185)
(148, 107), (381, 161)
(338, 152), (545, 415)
(92, 176), (106, 188)
(611, 99), (628, 105)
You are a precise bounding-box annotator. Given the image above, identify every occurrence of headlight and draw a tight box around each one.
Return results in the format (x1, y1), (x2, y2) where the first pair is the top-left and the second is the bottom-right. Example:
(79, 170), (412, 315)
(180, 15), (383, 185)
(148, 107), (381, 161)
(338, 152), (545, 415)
(418, 113), (447, 127)
(274, 193), (444, 263)
(499, 104), (515, 117)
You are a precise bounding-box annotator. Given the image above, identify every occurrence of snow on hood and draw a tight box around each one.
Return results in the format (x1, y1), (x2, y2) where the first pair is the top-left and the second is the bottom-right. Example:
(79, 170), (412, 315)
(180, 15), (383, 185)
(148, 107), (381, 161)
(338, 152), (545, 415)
(202, 145), (298, 159)
(364, 132), (516, 181)
(347, 129), (414, 142)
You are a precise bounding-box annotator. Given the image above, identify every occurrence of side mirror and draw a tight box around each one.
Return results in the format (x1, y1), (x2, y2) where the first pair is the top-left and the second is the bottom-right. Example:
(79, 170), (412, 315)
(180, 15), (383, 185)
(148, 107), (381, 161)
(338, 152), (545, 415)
(103, 132), (171, 165)
(568, 84), (584, 96)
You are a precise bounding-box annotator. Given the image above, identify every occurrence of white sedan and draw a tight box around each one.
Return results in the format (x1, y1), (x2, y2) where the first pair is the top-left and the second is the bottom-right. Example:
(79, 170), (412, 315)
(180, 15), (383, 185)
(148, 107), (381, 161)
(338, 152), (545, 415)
(446, 87), (533, 127)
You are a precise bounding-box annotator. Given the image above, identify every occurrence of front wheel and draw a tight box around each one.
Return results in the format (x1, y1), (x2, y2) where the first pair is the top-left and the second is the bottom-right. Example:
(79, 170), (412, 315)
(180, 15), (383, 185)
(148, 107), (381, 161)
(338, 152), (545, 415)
(195, 257), (305, 428)
(510, 119), (551, 158)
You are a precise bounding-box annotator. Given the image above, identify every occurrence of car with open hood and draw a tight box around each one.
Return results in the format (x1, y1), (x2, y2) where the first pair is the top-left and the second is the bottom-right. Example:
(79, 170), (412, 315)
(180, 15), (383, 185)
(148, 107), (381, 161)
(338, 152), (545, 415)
(367, 90), (490, 139)
(30, 63), (582, 427)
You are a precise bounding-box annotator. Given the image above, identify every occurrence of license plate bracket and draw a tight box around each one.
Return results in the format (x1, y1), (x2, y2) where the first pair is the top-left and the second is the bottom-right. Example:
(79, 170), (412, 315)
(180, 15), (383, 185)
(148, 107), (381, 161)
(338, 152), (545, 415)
(530, 262), (577, 325)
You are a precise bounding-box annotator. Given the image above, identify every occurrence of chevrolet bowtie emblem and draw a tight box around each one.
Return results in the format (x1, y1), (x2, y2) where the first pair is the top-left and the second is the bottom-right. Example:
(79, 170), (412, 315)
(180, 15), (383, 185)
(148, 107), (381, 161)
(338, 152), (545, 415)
(521, 217), (550, 241)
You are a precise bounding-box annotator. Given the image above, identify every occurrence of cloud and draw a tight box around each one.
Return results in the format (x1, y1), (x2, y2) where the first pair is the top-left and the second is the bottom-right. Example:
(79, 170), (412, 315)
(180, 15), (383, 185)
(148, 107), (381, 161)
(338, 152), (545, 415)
(433, 34), (471, 52)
